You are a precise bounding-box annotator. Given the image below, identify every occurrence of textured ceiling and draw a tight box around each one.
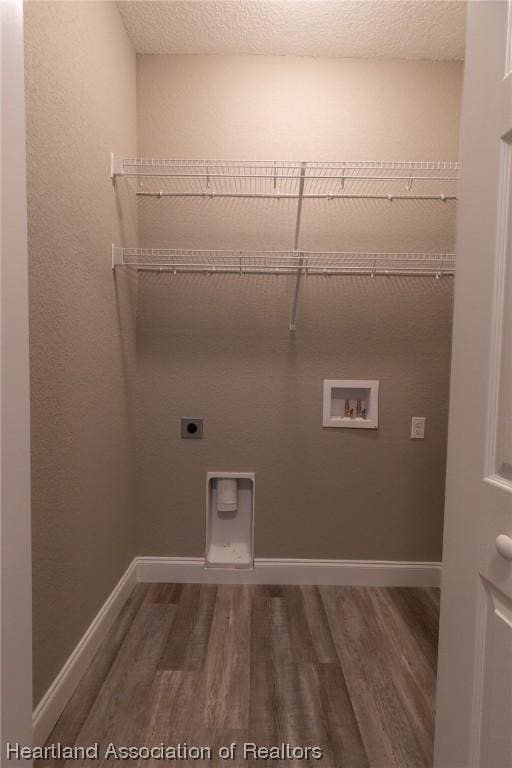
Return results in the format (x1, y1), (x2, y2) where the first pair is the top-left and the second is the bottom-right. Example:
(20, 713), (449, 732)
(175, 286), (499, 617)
(117, 0), (466, 60)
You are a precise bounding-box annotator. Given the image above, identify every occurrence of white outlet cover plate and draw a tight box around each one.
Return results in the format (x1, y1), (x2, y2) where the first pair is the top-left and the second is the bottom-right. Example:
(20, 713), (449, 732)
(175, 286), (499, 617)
(411, 416), (426, 439)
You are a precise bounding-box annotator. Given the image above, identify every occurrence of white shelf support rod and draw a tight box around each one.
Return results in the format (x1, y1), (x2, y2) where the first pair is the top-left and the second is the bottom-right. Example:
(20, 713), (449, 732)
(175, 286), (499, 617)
(289, 161), (307, 331)
(289, 252), (305, 331)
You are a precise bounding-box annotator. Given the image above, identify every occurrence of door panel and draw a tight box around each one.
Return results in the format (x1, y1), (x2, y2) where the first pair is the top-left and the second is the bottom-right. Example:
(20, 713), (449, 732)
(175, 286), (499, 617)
(492, 138), (512, 483)
(506, 1), (512, 78)
(478, 580), (512, 768)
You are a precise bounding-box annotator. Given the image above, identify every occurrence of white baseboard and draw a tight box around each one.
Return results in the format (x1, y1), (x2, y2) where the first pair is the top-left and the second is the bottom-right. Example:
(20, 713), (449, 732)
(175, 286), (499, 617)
(32, 558), (138, 747)
(136, 556), (441, 588)
(33, 554), (440, 745)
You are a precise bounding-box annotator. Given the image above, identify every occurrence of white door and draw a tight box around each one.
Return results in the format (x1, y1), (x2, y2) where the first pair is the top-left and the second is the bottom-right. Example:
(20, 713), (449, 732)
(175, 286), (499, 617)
(434, 2), (512, 767)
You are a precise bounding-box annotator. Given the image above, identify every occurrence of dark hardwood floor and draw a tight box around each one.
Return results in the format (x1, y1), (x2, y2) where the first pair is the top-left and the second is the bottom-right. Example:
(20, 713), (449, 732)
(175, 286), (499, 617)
(41, 584), (440, 768)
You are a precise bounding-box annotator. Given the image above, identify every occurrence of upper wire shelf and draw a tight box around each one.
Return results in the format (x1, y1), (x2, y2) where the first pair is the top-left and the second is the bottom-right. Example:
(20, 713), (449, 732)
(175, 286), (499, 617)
(112, 247), (455, 277)
(111, 156), (459, 201)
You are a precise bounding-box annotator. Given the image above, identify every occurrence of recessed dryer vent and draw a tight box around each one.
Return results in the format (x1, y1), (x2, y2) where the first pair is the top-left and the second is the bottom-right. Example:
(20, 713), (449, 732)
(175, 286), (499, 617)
(206, 473), (255, 568)
(323, 380), (379, 429)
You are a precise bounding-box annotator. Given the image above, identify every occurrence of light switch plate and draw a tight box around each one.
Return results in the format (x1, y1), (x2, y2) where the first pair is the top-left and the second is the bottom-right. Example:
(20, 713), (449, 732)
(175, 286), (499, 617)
(411, 417), (426, 439)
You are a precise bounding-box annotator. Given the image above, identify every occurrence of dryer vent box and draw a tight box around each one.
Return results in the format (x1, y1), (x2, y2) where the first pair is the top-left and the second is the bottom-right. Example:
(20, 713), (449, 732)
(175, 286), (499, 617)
(323, 380), (379, 429)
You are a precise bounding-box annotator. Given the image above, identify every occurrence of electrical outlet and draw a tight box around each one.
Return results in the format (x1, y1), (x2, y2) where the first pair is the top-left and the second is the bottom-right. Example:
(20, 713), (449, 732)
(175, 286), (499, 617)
(181, 418), (203, 439)
(411, 417), (426, 439)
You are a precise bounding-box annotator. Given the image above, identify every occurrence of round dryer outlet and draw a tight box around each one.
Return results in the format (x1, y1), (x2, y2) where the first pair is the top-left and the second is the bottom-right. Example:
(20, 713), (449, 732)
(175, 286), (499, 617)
(181, 418), (203, 439)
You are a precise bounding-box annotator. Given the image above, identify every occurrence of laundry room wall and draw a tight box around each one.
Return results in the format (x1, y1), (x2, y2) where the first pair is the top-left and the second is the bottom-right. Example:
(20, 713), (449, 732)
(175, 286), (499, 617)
(24, 1), (138, 705)
(134, 54), (462, 560)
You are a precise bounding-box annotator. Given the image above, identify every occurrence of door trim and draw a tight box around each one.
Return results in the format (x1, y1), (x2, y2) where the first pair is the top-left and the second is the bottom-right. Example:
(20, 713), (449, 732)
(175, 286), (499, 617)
(0, 0), (34, 761)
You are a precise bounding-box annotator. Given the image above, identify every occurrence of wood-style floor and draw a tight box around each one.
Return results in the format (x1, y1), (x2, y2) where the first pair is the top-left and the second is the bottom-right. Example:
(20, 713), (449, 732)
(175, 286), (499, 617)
(42, 584), (440, 768)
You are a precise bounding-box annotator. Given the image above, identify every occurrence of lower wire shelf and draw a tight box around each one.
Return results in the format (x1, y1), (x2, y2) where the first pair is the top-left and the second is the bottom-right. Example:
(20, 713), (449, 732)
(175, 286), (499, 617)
(112, 246), (455, 277)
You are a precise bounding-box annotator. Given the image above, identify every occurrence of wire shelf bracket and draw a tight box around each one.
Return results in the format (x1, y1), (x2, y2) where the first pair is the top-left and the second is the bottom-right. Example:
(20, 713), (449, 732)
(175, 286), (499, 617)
(112, 244), (123, 270)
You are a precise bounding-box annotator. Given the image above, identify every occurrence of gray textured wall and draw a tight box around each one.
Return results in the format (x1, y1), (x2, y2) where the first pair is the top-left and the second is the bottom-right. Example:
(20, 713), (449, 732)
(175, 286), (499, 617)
(137, 273), (453, 560)
(24, 1), (138, 706)
(135, 55), (462, 560)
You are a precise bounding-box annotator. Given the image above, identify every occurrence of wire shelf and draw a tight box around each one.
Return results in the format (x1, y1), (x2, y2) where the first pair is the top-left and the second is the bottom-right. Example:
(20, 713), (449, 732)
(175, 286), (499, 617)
(113, 247), (456, 277)
(110, 155), (458, 329)
(112, 157), (459, 201)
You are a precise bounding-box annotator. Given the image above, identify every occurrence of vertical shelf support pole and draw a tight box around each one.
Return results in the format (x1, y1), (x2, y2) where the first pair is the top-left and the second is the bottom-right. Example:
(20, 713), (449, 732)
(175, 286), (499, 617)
(289, 161), (307, 331)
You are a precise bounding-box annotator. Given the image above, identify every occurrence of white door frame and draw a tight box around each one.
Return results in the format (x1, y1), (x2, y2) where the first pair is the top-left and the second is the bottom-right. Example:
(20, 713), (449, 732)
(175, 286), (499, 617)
(0, 0), (33, 763)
